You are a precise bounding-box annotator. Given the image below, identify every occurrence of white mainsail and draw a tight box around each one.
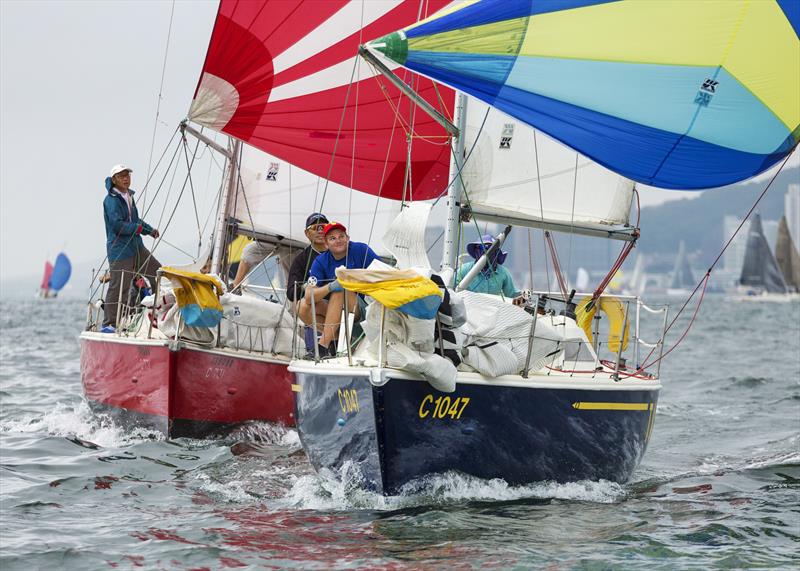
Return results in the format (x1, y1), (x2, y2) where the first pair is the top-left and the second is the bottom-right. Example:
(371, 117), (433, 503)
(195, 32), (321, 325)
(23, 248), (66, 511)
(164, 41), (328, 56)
(235, 145), (412, 256)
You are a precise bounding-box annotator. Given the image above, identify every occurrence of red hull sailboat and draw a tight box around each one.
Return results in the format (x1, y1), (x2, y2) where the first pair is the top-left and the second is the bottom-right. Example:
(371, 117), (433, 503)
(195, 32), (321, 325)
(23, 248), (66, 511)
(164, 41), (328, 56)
(79, 0), (453, 439)
(80, 335), (294, 438)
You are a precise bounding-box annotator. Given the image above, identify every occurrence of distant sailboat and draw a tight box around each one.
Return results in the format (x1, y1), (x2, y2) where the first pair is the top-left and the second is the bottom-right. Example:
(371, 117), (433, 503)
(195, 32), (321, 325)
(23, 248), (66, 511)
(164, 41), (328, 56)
(775, 216), (800, 293)
(627, 254), (647, 297)
(736, 213), (797, 301)
(38, 253), (71, 298)
(666, 241), (694, 296)
(575, 267), (590, 292)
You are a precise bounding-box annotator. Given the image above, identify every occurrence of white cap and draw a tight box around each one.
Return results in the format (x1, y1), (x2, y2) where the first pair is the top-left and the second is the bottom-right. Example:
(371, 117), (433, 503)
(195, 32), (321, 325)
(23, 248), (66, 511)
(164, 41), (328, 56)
(109, 164), (132, 177)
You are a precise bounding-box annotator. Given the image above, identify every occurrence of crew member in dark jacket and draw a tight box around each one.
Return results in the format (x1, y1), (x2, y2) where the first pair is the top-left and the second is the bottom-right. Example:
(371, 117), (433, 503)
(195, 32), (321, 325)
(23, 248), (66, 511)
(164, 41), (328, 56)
(102, 164), (161, 328)
(288, 212), (328, 327)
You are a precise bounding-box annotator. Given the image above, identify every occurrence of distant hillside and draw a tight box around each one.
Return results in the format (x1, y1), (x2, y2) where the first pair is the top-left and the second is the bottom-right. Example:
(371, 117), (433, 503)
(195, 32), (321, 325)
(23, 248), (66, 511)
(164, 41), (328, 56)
(638, 166), (799, 267)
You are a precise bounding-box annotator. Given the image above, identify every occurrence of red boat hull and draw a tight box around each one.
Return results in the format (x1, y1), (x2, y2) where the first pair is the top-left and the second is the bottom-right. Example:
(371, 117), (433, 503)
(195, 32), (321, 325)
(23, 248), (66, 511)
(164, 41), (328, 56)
(80, 334), (295, 438)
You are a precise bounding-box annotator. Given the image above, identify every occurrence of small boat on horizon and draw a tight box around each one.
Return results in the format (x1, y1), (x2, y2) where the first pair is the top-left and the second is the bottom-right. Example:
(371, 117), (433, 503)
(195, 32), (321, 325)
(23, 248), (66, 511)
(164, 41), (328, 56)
(733, 213), (800, 302)
(38, 252), (71, 299)
(666, 241), (695, 297)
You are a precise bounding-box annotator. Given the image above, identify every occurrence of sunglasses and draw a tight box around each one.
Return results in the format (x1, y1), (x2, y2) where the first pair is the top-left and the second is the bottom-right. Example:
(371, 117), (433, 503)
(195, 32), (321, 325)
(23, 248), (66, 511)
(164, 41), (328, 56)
(306, 223), (326, 232)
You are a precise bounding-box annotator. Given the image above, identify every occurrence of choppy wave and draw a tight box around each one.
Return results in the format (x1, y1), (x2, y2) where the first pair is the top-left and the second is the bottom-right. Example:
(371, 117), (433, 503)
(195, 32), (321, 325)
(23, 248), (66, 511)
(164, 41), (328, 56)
(1, 297), (798, 570)
(0, 401), (161, 448)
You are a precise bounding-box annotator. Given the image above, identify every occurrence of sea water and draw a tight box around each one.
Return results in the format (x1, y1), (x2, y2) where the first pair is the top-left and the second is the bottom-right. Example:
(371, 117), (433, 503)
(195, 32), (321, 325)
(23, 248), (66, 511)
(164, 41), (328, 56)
(1, 297), (797, 570)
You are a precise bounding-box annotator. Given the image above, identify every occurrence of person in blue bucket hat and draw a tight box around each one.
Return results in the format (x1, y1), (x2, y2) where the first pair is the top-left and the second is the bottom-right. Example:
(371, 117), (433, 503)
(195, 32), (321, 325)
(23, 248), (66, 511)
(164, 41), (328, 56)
(456, 233), (524, 304)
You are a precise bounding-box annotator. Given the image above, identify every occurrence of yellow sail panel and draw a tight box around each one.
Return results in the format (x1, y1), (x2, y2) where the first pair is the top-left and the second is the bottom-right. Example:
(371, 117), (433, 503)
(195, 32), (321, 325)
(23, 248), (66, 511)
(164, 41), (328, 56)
(516, 0), (798, 132)
(161, 267), (224, 327)
(405, 0), (482, 34)
(227, 235), (252, 265)
(409, 17), (527, 56)
(725, 0), (800, 131)
(336, 267), (442, 319)
(518, 1), (740, 65)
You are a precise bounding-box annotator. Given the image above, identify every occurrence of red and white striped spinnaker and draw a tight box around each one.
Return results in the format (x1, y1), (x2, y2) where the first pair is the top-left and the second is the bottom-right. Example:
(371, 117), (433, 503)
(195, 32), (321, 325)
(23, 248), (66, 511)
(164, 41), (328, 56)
(189, 0), (456, 201)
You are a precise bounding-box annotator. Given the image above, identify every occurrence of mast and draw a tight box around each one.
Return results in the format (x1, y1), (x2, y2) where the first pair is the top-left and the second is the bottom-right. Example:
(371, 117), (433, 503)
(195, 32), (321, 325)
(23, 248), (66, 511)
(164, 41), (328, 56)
(441, 92), (468, 280)
(210, 138), (241, 276)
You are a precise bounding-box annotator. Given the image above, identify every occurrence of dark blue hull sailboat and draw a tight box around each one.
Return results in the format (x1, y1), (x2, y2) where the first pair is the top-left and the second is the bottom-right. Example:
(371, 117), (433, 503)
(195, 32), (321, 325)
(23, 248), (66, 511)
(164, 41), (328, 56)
(291, 364), (660, 495)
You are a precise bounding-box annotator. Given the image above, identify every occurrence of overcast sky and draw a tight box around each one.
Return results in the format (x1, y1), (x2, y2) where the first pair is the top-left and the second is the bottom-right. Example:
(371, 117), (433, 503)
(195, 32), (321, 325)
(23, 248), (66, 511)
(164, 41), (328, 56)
(2, 0), (797, 286)
(1, 0), (219, 283)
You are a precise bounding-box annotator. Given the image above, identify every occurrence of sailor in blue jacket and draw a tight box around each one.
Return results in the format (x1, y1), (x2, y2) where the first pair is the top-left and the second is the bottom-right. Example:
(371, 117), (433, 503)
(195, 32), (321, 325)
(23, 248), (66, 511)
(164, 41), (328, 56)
(102, 164), (161, 328)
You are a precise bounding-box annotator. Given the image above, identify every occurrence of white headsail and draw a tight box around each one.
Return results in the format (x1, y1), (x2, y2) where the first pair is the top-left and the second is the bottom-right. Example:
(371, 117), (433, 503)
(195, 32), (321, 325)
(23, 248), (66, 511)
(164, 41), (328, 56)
(461, 99), (636, 240)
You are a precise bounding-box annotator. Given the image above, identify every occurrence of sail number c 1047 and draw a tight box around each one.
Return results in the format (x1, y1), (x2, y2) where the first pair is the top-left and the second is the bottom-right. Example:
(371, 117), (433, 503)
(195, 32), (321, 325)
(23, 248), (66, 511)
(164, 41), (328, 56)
(338, 388), (359, 415)
(419, 395), (470, 420)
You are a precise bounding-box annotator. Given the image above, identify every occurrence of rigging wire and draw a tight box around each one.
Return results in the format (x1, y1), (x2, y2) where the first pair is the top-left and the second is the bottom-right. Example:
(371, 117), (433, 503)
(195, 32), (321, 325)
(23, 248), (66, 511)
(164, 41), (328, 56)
(532, 130), (553, 299)
(346, 0), (367, 235)
(147, 144), (203, 266)
(157, 237), (197, 259)
(134, 135), (199, 277)
(432, 105), (490, 208)
(319, 53), (359, 208)
(153, 144), (183, 235)
(179, 133), (204, 248)
(564, 152), (580, 291)
(196, 131), (226, 256)
(143, 0), (176, 212)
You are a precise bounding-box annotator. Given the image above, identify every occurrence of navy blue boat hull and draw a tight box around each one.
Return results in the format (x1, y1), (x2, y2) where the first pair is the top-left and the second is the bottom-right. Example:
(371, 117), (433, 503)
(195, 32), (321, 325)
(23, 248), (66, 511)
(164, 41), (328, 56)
(293, 369), (659, 495)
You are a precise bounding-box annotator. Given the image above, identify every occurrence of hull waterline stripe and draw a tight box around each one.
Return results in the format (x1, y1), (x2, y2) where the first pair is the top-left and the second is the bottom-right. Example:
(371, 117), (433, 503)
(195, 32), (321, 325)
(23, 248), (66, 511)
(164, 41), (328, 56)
(572, 401), (650, 411)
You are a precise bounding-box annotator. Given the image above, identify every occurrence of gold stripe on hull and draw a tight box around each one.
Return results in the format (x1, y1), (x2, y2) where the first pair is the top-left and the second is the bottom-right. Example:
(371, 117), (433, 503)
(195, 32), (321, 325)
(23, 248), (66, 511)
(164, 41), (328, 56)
(572, 401), (650, 411)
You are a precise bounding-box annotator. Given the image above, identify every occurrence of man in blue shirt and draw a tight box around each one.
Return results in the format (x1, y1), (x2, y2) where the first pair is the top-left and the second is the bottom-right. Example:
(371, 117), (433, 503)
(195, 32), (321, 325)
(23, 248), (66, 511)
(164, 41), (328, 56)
(305, 222), (379, 355)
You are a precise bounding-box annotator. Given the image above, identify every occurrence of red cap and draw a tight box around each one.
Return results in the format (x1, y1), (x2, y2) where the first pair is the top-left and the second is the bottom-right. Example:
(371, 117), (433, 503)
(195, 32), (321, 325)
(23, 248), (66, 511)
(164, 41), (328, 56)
(322, 222), (347, 236)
